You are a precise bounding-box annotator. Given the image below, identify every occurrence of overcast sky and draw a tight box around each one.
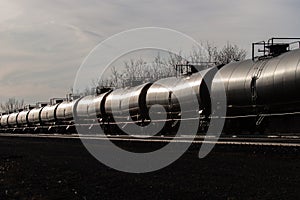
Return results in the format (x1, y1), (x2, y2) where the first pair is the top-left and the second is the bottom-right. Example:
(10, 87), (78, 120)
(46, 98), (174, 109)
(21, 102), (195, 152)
(0, 0), (299, 104)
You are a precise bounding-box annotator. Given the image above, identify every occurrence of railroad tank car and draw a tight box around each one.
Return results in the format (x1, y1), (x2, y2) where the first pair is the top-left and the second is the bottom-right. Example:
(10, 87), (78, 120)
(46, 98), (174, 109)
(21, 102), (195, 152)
(103, 83), (151, 134)
(74, 92), (110, 122)
(105, 83), (151, 121)
(89, 92), (111, 120)
(40, 104), (59, 124)
(144, 69), (215, 135)
(145, 77), (180, 121)
(212, 40), (300, 134)
(17, 110), (29, 127)
(55, 100), (78, 133)
(74, 92), (112, 134)
(56, 101), (74, 122)
(213, 49), (300, 109)
(75, 95), (95, 122)
(27, 107), (43, 127)
(0, 114), (9, 128)
(7, 112), (19, 128)
(145, 76), (188, 135)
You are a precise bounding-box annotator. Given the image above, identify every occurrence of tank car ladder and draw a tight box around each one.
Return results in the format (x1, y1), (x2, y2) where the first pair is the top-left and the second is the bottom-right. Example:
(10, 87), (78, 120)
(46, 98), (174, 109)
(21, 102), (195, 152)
(251, 60), (268, 103)
(251, 60), (268, 127)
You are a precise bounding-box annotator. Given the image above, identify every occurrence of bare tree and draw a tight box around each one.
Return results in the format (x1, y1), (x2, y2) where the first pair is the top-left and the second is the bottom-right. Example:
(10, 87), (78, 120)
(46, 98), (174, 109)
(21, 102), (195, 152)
(189, 42), (246, 65)
(214, 42), (246, 65)
(164, 51), (184, 71)
(123, 58), (147, 86)
(205, 42), (218, 63)
(83, 87), (94, 96)
(86, 42), (246, 93)
(1, 98), (25, 113)
(189, 45), (209, 63)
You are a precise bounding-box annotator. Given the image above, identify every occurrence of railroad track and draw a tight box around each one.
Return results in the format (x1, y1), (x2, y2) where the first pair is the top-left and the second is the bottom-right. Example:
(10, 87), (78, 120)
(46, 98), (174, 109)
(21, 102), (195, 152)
(0, 133), (300, 147)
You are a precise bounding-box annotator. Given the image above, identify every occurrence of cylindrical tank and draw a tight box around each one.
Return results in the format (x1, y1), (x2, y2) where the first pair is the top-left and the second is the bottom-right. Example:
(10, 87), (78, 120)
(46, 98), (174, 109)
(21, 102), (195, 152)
(56, 101), (76, 121)
(0, 114), (9, 127)
(17, 110), (29, 126)
(173, 71), (213, 116)
(88, 92), (110, 118)
(105, 83), (151, 122)
(213, 49), (300, 107)
(146, 71), (212, 121)
(27, 107), (43, 125)
(7, 112), (19, 127)
(40, 104), (59, 123)
(75, 96), (95, 121)
(146, 77), (180, 116)
(256, 49), (300, 104)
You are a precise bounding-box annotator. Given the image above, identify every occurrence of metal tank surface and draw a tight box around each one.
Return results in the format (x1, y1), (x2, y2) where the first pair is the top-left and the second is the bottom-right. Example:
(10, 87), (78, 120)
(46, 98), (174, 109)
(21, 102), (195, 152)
(213, 49), (300, 107)
(75, 95), (95, 120)
(87, 92), (110, 119)
(172, 71), (213, 116)
(56, 101), (75, 121)
(256, 49), (300, 104)
(213, 60), (254, 106)
(1, 115), (9, 127)
(146, 77), (180, 117)
(7, 112), (19, 127)
(0, 114), (9, 127)
(40, 104), (59, 123)
(144, 70), (213, 134)
(17, 110), (29, 126)
(105, 83), (151, 122)
(27, 107), (43, 125)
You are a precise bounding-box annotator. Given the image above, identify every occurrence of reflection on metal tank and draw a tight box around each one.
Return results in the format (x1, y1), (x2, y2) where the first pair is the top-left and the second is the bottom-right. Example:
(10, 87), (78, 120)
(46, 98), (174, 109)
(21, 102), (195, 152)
(87, 92), (110, 119)
(7, 112), (19, 127)
(75, 95), (95, 120)
(74, 92), (110, 124)
(27, 108), (43, 125)
(105, 83), (151, 121)
(146, 71), (212, 118)
(214, 49), (300, 106)
(146, 77), (180, 117)
(173, 70), (214, 116)
(17, 110), (29, 126)
(56, 101), (76, 121)
(40, 104), (59, 123)
(0, 114), (9, 127)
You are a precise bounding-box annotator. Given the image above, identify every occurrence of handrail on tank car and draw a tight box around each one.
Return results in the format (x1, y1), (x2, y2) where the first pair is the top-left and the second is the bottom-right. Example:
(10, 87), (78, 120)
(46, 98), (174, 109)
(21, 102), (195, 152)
(252, 37), (300, 61)
(175, 61), (217, 77)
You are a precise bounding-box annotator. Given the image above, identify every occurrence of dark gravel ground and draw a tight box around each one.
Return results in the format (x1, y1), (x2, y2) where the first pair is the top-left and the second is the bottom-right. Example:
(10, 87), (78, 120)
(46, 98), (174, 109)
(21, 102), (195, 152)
(0, 136), (299, 200)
